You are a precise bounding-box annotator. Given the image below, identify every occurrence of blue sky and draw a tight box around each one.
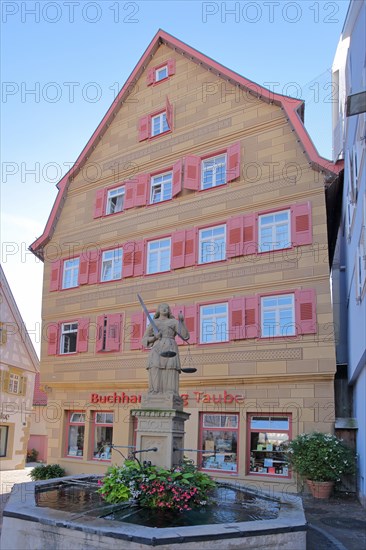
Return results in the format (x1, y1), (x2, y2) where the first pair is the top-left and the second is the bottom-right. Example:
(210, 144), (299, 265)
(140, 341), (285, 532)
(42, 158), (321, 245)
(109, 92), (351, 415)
(1, 0), (350, 354)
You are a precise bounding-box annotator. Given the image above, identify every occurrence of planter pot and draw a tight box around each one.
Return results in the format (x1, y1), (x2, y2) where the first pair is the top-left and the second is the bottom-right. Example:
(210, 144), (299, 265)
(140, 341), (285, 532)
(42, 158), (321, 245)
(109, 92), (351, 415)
(306, 480), (334, 499)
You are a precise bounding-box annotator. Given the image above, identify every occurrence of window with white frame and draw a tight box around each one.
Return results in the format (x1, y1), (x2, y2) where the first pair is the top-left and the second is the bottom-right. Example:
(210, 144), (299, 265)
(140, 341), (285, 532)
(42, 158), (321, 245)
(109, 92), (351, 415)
(201, 154), (227, 190)
(93, 412), (114, 460)
(106, 186), (125, 215)
(66, 412), (85, 457)
(258, 210), (291, 252)
(151, 112), (169, 137)
(155, 65), (168, 82)
(199, 225), (226, 264)
(60, 322), (78, 354)
(147, 238), (171, 274)
(200, 303), (228, 343)
(150, 172), (172, 204)
(101, 248), (123, 282)
(8, 373), (20, 394)
(261, 294), (295, 338)
(62, 258), (79, 289)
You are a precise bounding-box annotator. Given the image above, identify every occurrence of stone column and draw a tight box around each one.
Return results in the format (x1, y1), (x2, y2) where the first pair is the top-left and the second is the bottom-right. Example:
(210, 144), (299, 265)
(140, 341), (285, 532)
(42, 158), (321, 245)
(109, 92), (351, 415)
(131, 394), (190, 469)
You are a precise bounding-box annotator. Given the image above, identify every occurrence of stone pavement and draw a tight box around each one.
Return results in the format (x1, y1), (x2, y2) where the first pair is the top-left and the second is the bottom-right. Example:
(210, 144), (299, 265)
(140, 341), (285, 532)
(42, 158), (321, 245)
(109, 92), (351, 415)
(0, 466), (365, 549)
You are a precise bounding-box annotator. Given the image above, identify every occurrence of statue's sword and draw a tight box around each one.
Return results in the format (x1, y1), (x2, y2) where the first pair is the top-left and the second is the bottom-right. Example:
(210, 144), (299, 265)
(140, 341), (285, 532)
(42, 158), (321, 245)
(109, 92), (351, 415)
(137, 294), (160, 336)
(137, 294), (189, 342)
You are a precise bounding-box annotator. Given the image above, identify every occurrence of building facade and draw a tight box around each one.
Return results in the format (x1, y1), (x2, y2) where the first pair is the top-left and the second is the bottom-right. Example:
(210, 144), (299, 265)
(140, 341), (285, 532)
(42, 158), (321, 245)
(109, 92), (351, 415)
(332, 0), (366, 506)
(0, 266), (39, 469)
(30, 30), (343, 492)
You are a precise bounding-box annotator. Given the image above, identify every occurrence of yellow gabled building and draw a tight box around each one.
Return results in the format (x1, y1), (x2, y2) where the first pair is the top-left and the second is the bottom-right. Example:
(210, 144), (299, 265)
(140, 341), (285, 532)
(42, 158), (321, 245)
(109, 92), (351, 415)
(30, 30), (343, 492)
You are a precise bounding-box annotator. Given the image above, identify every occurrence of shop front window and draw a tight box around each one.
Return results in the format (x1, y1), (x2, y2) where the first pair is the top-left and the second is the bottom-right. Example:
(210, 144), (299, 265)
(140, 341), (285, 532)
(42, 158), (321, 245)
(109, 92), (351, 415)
(93, 412), (113, 460)
(200, 413), (238, 473)
(66, 412), (85, 457)
(248, 414), (291, 477)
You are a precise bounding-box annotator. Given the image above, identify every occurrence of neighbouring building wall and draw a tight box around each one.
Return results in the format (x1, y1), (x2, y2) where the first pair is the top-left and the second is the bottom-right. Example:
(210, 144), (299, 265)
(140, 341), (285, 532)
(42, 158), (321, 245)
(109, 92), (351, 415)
(0, 266), (39, 469)
(332, 0), (366, 506)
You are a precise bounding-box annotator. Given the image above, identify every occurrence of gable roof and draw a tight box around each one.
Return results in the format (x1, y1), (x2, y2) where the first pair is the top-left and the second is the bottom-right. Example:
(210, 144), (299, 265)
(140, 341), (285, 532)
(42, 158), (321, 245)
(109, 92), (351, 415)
(0, 265), (39, 371)
(30, 29), (343, 259)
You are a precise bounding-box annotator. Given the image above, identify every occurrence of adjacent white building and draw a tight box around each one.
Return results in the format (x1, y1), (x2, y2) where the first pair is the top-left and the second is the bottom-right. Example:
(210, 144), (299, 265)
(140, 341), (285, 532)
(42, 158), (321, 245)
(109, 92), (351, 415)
(0, 265), (39, 469)
(332, 0), (366, 506)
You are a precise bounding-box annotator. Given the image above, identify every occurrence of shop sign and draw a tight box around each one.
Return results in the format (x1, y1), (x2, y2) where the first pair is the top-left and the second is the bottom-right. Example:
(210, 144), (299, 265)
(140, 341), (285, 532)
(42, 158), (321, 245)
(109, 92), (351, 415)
(90, 390), (244, 407)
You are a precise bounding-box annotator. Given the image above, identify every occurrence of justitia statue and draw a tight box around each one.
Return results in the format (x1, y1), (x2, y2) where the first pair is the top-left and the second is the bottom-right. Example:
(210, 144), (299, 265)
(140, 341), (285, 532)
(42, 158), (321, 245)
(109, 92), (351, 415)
(142, 303), (189, 396)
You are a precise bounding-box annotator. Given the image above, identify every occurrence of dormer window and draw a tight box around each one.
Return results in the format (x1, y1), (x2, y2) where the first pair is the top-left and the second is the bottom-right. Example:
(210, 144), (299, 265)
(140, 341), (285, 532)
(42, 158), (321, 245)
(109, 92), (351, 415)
(156, 65), (168, 82)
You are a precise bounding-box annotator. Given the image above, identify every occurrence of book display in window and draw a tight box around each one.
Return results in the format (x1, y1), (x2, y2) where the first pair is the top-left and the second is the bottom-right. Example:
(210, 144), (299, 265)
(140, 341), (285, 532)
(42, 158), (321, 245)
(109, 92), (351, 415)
(201, 413), (238, 472)
(248, 415), (290, 476)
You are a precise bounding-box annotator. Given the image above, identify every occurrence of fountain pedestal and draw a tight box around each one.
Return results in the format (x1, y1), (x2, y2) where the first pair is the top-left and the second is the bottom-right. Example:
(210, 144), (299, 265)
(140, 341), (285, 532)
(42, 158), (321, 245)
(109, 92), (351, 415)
(132, 393), (190, 469)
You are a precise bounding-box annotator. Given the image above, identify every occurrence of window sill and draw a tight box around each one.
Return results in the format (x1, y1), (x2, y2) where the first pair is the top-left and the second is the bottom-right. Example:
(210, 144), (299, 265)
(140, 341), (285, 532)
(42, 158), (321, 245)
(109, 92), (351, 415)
(148, 129), (172, 141)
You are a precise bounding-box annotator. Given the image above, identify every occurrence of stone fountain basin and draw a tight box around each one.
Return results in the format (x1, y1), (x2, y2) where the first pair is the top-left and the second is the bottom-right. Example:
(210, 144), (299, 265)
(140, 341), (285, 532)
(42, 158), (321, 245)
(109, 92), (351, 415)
(0, 475), (306, 549)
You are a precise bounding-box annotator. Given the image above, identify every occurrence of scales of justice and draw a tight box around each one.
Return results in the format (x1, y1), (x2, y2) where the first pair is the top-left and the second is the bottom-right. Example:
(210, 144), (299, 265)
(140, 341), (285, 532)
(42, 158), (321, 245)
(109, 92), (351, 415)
(131, 295), (197, 470)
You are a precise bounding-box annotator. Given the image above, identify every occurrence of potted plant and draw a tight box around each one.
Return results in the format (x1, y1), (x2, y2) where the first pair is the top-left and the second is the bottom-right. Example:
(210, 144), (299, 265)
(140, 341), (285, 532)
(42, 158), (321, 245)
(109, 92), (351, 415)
(286, 432), (355, 499)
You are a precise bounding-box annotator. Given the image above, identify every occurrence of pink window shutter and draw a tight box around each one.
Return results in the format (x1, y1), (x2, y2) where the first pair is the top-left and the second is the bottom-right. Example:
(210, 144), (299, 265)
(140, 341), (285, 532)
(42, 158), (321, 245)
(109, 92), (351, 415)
(229, 297), (245, 340)
(171, 230), (186, 269)
(243, 213), (257, 256)
(130, 312), (144, 350)
(77, 318), (89, 353)
(133, 240), (145, 276)
(78, 254), (89, 285)
(138, 116), (149, 141)
(166, 96), (173, 130)
(123, 242), (135, 278)
(183, 156), (201, 190)
(88, 251), (100, 284)
(96, 315), (105, 352)
(172, 160), (182, 197)
(105, 313), (122, 352)
(227, 216), (243, 258)
(94, 189), (105, 218)
(226, 142), (241, 182)
(245, 296), (259, 338)
(167, 59), (176, 76)
(295, 289), (317, 335)
(184, 228), (197, 267)
(171, 306), (186, 346)
(49, 260), (61, 291)
(147, 67), (155, 86)
(124, 179), (136, 210)
(47, 323), (59, 355)
(291, 202), (312, 246)
(135, 174), (149, 207)
(184, 305), (197, 344)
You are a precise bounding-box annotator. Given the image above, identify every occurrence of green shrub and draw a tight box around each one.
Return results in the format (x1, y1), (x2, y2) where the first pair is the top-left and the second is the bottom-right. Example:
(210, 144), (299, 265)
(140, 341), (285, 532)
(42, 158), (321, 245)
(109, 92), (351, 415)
(286, 432), (355, 482)
(29, 464), (66, 481)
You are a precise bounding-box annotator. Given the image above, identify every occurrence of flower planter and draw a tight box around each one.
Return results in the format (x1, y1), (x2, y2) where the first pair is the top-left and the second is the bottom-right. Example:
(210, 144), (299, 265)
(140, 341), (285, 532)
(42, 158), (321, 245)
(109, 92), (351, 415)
(306, 480), (334, 499)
